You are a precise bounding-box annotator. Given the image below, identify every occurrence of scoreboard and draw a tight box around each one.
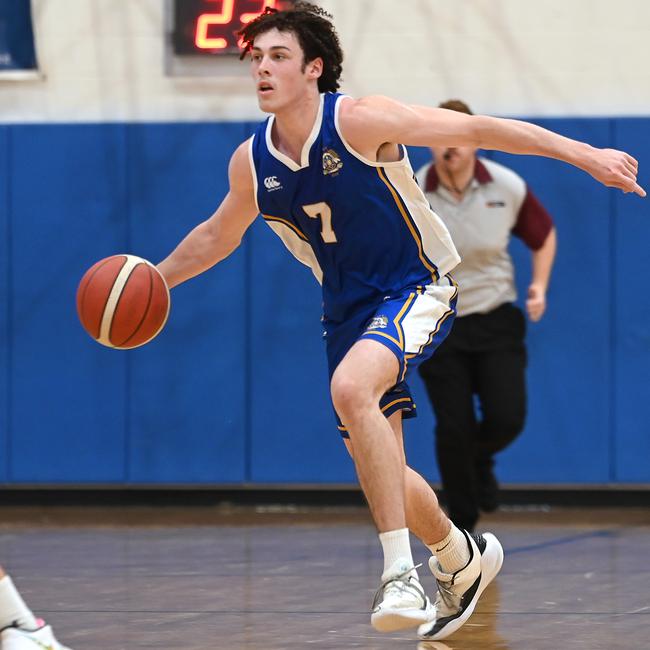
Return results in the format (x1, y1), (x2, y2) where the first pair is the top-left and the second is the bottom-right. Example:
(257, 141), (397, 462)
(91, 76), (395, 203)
(173, 0), (293, 55)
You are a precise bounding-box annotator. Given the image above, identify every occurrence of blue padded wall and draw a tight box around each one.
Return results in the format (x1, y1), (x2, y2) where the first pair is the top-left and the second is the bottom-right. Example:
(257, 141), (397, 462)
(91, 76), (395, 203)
(9, 125), (129, 482)
(405, 124), (615, 484)
(1, 118), (649, 485)
(247, 218), (356, 482)
(0, 126), (8, 482)
(407, 139), (619, 484)
(613, 119), (650, 482)
(125, 123), (249, 483)
(489, 119), (613, 482)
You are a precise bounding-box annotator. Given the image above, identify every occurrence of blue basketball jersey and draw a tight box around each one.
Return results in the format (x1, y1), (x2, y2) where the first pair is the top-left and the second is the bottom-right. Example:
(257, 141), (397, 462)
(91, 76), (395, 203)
(249, 92), (460, 322)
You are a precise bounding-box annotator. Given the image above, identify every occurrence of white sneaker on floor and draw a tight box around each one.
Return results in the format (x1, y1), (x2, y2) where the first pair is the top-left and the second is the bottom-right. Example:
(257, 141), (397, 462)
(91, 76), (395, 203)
(371, 559), (435, 633)
(418, 530), (503, 641)
(1, 621), (72, 650)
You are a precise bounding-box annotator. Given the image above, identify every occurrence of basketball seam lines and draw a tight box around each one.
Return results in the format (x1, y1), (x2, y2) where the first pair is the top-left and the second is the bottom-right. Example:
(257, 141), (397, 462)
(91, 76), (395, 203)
(80, 256), (122, 339)
(116, 264), (154, 348)
(97, 256), (141, 347)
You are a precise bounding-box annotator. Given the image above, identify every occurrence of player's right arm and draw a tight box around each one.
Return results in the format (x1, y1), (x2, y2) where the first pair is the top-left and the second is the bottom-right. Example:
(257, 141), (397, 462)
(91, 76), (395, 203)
(157, 140), (259, 289)
(340, 96), (645, 197)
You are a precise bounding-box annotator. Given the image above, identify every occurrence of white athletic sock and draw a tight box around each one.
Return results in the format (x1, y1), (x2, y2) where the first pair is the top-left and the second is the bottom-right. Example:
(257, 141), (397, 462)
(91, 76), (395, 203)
(427, 524), (471, 575)
(0, 576), (39, 630)
(378, 528), (418, 580)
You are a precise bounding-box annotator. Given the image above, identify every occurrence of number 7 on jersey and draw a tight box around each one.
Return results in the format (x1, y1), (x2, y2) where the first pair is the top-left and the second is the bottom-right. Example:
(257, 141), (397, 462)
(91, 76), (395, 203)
(303, 202), (338, 243)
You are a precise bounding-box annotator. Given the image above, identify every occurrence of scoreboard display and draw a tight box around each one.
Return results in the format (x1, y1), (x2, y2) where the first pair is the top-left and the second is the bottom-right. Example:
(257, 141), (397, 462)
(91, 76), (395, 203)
(173, 0), (293, 55)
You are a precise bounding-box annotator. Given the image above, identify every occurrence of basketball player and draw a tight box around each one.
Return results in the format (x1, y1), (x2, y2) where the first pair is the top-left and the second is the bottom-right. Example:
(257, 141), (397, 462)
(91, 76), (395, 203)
(0, 566), (71, 649)
(156, 3), (644, 641)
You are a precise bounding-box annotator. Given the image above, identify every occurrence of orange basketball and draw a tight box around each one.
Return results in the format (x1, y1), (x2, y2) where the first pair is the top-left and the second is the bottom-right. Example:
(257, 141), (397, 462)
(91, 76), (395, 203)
(76, 254), (170, 349)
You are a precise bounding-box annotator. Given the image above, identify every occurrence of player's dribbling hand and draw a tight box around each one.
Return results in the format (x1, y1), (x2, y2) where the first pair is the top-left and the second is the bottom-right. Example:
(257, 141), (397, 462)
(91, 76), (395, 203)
(526, 283), (546, 322)
(589, 148), (646, 197)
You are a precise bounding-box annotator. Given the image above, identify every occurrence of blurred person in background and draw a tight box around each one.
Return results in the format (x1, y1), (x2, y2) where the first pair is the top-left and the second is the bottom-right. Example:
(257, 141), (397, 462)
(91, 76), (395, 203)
(416, 99), (557, 532)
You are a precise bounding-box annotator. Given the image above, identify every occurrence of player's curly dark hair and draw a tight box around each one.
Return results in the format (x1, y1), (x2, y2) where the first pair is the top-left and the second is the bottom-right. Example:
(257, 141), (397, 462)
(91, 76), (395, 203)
(239, 2), (343, 93)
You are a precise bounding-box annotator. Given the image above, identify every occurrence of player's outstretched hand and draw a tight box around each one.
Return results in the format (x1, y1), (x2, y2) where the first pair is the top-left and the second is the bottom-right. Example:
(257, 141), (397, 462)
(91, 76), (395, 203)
(588, 148), (646, 197)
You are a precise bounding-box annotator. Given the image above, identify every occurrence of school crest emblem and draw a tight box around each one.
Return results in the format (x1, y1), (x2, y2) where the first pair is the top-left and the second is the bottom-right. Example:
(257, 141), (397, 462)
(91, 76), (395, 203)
(322, 148), (343, 175)
(366, 315), (389, 330)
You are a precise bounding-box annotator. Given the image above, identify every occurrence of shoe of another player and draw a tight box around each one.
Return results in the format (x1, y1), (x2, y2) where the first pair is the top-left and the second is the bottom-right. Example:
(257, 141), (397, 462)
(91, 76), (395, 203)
(1, 621), (72, 650)
(370, 559), (435, 633)
(418, 530), (503, 641)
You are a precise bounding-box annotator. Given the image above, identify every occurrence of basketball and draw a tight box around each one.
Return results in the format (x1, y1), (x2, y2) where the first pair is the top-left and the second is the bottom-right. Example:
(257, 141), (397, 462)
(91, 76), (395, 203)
(76, 254), (170, 349)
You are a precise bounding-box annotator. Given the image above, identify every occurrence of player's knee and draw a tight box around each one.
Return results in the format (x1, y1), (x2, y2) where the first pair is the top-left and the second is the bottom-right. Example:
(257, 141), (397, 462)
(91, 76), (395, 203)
(330, 374), (371, 423)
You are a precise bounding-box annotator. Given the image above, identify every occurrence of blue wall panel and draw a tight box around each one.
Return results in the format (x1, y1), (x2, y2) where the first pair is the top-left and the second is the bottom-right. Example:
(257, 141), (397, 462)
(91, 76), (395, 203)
(248, 219), (356, 483)
(613, 119), (650, 482)
(407, 123), (615, 483)
(9, 125), (128, 482)
(489, 119), (613, 482)
(1, 118), (648, 486)
(126, 124), (249, 483)
(0, 126), (8, 482)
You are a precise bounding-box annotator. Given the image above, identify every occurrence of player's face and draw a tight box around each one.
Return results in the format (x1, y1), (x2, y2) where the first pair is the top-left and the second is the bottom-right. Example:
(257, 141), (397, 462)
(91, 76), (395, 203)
(250, 29), (319, 113)
(431, 144), (477, 174)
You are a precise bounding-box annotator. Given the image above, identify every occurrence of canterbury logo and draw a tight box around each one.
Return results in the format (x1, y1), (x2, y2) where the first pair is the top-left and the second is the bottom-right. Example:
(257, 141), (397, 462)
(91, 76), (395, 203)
(264, 176), (281, 190)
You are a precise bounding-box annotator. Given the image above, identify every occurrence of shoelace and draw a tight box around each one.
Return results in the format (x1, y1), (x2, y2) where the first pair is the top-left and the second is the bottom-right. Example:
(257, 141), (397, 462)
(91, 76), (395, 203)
(435, 578), (461, 614)
(372, 563), (425, 610)
(0, 622), (16, 634)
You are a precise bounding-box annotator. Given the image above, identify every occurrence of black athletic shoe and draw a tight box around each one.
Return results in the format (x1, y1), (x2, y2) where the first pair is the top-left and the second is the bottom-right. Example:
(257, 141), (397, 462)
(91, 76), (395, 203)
(417, 530), (504, 641)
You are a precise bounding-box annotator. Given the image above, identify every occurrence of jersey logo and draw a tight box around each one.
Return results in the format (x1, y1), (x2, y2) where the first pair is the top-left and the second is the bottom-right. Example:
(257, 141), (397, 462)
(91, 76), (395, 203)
(264, 176), (282, 191)
(486, 200), (506, 207)
(366, 315), (389, 330)
(322, 148), (343, 176)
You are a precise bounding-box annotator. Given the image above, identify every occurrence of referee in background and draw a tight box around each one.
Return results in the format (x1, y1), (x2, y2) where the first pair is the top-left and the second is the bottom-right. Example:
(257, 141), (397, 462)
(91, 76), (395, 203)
(416, 99), (557, 532)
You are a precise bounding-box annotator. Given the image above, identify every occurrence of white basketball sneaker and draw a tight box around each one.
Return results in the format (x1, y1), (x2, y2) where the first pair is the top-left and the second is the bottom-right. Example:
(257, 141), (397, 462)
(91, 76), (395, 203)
(1, 620), (72, 650)
(418, 530), (503, 641)
(371, 560), (435, 632)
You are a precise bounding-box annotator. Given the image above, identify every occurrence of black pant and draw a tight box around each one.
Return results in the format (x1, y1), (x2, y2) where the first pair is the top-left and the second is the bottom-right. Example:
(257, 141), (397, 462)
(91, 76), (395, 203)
(418, 302), (527, 531)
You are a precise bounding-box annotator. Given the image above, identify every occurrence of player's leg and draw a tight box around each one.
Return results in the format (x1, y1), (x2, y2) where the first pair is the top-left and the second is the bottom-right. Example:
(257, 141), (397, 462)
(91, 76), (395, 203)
(474, 304), (527, 512)
(332, 339), (406, 532)
(0, 565), (72, 650)
(343, 411), (504, 641)
(382, 415), (504, 642)
(419, 334), (481, 531)
(332, 338), (435, 632)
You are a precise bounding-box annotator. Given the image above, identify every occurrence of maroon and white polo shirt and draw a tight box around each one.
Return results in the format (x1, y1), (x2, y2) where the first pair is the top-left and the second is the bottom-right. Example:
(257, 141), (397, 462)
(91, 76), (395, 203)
(415, 157), (553, 317)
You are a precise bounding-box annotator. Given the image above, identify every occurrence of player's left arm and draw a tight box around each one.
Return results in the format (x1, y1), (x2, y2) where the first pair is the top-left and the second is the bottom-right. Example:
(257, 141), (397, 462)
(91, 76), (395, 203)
(339, 96), (645, 197)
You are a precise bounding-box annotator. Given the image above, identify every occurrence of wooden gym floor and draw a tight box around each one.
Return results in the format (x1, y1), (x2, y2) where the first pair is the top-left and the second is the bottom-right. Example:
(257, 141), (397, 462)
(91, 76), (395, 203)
(1, 504), (649, 649)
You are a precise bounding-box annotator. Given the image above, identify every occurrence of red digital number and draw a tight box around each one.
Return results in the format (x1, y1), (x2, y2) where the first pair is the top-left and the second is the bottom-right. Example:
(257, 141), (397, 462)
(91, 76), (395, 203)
(195, 0), (234, 50)
(240, 0), (278, 24)
(195, 0), (279, 50)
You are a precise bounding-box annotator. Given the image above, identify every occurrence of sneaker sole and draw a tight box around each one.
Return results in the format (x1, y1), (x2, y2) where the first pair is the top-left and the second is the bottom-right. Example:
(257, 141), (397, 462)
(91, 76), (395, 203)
(372, 603), (435, 633)
(419, 532), (504, 641)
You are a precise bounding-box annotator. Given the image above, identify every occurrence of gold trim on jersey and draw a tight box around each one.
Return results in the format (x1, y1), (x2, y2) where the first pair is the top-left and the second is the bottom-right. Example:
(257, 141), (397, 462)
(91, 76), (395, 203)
(376, 167), (439, 283)
(337, 396), (414, 432)
(262, 214), (309, 242)
(361, 330), (401, 347)
(381, 397), (412, 413)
